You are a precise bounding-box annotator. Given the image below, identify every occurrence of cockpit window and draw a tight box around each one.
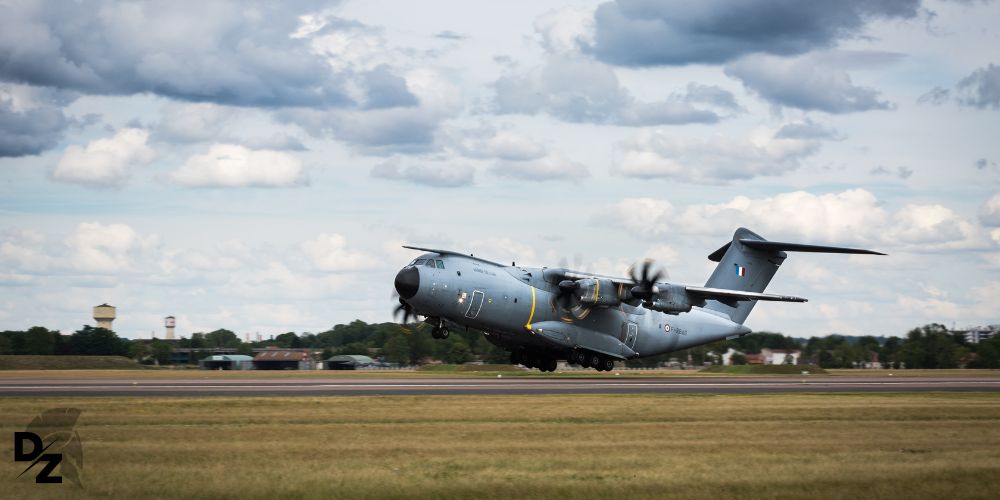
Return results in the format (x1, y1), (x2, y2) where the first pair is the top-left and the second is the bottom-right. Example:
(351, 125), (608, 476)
(413, 259), (427, 266)
(425, 259), (436, 267)
(435, 259), (445, 269)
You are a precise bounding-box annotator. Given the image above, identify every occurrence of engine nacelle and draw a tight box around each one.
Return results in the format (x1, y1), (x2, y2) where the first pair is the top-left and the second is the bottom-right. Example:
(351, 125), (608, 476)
(648, 284), (693, 314)
(576, 278), (621, 307)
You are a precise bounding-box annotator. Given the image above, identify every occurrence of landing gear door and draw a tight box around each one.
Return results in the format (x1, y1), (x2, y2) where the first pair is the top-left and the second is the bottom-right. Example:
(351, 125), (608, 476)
(465, 290), (485, 319)
(625, 322), (638, 349)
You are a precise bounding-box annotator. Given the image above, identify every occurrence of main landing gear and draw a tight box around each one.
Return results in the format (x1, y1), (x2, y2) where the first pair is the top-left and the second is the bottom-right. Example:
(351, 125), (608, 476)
(431, 326), (450, 339)
(569, 350), (615, 372)
(511, 351), (557, 372)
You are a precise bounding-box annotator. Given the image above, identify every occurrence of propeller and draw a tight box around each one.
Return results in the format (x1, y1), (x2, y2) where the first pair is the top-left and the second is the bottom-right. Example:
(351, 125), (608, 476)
(551, 280), (591, 321)
(628, 259), (664, 306)
(392, 291), (421, 326)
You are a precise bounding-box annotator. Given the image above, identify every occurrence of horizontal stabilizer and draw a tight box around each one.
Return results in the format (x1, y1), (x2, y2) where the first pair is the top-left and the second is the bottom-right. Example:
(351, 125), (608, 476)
(708, 239), (885, 261)
(685, 286), (807, 304)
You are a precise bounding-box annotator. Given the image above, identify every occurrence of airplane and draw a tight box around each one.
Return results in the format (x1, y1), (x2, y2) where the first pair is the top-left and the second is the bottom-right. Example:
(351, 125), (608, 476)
(392, 227), (884, 372)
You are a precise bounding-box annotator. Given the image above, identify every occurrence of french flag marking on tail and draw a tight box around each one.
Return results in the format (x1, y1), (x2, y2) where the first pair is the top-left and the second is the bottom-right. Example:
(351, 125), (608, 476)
(735, 264), (746, 277)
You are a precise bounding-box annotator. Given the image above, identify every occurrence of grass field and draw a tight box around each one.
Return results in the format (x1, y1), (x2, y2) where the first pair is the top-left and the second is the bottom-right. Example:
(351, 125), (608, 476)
(1, 393), (999, 499)
(0, 356), (147, 370)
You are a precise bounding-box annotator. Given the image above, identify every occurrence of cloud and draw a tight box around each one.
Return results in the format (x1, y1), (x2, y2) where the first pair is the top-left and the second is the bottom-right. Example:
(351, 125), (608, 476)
(0, 1), (356, 108)
(870, 165), (914, 179)
(601, 189), (987, 250)
(454, 127), (547, 162)
(956, 63), (1000, 109)
(490, 155), (590, 182)
(69, 222), (157, 274)
(0, 84), (72, 157)
(52, 128), (154, 188)
(980, 193), (1000, 227)
(153, 102), (235, 143)
(493, 56), (739, 125)
(277, 68), (460, 154)
(301, 234), (377, 272)
(585, 0), (920, 66)
(725, 52), (896, 113)
(615, 121), (829, 183)
(167, 144), (306, 188)
(371, 160), (473, 187)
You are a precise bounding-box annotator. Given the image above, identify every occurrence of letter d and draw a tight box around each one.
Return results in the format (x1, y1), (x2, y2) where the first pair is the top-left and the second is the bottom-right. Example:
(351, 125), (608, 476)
(14, 432), (43, 461)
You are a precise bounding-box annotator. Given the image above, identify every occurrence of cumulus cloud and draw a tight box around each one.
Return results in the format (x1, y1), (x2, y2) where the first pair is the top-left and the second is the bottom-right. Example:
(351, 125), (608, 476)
(494, 57), (739, 125)
(980, 193), (1000, 227)
(601, 189), (987, 250)
(278, 68), (460, 154)
(955, 63), (1000, 109)
(52, 128), (154, 188)
(69, 222), (157, 274)
(616, 121), (829, 183)
(725, 52), (896, 113)
(0, 1), (362, 108)
(301, 234), (377, 272)
(167, 144), (306, 188)
(490, 155), (590, 182)
(371, 160), (473, 187)
(0, 84), (74, 157)
(870, 165), (914, 179)
(585, 0), (920, 66)
(153, 102), (235, 143)
(454, 127), (548, 162)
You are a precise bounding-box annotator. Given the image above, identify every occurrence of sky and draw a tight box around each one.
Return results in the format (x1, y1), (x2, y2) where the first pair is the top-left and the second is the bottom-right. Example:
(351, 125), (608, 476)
(1, 0), (998, 340)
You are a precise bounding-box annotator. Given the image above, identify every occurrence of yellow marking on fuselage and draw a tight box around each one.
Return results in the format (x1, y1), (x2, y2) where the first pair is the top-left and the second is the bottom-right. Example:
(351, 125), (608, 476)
(525, 286), (536, 330)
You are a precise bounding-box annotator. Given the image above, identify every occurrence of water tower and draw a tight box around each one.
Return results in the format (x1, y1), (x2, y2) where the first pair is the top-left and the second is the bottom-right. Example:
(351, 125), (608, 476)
(93, 304), (116, 331)
(165, 316), (176, 340)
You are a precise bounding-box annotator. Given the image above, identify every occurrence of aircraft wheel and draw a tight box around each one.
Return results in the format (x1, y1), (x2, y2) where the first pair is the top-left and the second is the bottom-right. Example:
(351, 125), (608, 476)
(439, 327), (450, 339)
(600, 357), (615, 372)
(571, 351), (586, 365)
(431, 328), (441, 339)
(586, 353), (601, 369)
(510, 351), (522, 365)
(543, 358), (557, 372)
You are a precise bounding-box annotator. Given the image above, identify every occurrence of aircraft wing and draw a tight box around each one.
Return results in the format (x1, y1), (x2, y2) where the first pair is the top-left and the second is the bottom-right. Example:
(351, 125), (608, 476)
(685, 286), (807, 303)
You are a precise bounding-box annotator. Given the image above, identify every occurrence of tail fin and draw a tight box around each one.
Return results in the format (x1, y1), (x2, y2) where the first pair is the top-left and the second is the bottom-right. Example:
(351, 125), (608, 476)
(703, 228), (884, 324)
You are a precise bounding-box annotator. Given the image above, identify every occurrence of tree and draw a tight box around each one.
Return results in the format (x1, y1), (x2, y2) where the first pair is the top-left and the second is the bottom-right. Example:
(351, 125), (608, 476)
(69, 326), (128, 356)
(383, 334), (411, 365)
(236, 343), (255, 356)
(24, 327), (57, 355)
(339, 341), (369, 356)
(445, 339), (473, 364)
(150, 340), (172, 365)
(899, 324), (959, 369)
(205, 329), (240, 348)
(730, 352), (748, 365)
(275, 332), (301, 348)
(129, 341), (151, 360)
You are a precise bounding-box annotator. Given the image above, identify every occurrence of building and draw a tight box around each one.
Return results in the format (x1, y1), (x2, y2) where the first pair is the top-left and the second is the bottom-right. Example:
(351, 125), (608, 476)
(325, 355), (376, 370)
(253, 348), (314, 370)
(760, 348), (801, 365)
(164, 316), (176, 340)
(952, 325), (1000, 344)
(200, 354), (254, 370)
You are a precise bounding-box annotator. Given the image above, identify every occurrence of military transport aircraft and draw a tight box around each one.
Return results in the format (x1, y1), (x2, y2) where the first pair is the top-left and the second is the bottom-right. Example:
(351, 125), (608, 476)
(392, 227), (883, 372)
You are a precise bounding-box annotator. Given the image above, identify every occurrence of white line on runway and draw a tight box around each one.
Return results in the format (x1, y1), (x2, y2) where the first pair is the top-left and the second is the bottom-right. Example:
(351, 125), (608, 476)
(3, 381), (1000, 390)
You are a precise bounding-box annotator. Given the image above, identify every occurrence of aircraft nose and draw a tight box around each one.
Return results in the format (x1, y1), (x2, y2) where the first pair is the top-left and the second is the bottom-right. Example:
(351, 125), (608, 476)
(394, 266), (419, 299)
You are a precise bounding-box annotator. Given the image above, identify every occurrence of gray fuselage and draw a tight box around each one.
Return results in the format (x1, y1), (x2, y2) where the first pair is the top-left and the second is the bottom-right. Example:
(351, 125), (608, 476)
(396, 253), (750, 361)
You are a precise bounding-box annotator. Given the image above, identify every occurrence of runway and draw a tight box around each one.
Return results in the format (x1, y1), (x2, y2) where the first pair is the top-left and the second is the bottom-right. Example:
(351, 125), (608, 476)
(2, 375), (1000, 396)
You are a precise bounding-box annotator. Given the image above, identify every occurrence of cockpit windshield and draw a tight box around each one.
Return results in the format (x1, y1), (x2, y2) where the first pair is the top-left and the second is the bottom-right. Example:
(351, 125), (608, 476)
(411, 258), (427, 266)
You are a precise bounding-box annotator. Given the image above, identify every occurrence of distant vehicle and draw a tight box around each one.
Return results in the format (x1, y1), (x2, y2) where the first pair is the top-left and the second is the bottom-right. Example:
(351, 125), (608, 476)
(393, 227), (883, 372)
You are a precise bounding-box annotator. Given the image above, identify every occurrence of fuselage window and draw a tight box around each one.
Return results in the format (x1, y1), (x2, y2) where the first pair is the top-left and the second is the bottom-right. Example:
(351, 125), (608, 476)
(435, 259), (445, 269)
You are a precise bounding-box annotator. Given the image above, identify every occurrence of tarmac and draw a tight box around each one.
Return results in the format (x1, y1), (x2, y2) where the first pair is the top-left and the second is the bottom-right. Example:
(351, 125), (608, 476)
(2, 375), (1000, 397)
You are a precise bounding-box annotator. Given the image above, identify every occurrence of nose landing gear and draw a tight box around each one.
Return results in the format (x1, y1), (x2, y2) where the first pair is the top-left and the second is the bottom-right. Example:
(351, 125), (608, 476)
(431, 326), (449, 339)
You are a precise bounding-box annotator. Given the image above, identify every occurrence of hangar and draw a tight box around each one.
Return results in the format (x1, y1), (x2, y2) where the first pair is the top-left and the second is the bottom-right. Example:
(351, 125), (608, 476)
(325, 354), (376, 370)
(199, 354), (254, 370)
(253, 349), (314, 370)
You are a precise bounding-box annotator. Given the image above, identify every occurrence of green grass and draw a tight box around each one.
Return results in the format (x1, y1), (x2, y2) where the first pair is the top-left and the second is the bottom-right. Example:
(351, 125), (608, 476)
(417, 363), (526, 372)
(699, 364), (829, 375)
(0, 355), (149, 370)
(1, 393), (998, 499)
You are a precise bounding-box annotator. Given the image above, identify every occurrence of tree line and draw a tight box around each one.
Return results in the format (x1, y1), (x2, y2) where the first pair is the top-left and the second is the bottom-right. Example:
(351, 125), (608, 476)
(2, 322), (998, 369)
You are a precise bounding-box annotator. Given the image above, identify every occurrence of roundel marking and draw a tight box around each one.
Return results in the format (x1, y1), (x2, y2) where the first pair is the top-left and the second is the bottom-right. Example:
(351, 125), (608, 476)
(664, 324), (671, 333)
